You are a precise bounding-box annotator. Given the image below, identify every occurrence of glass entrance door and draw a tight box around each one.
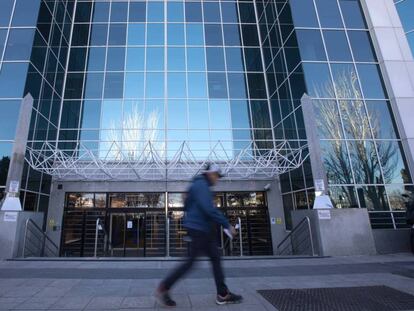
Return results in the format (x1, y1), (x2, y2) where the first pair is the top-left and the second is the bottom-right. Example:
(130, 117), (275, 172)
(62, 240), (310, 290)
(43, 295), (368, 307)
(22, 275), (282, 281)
(109, 213), (145, 257)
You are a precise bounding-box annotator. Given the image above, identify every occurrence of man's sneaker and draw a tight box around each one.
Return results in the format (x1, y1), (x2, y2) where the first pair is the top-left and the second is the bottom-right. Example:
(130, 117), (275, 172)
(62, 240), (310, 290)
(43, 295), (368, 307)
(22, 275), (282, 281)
(216, 292), (243, 305)
(156, 289), (176, 307)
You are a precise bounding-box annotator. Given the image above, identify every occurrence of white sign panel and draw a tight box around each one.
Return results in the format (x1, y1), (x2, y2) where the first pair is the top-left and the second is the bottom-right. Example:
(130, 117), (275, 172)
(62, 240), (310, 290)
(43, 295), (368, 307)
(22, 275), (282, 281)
(4, 212), (18, 222)
(314, 179), (325, 192)
(318, 210), (331, 220)
(9, 181), (19, 193)
(270, 217), (276, 225)
(127, 221), (133, 229)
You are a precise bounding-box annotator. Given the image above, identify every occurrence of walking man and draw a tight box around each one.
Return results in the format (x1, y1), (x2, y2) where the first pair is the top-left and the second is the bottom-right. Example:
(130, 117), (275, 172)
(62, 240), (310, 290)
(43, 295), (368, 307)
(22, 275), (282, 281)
(404, 191), (414, 253)
(156, 164), (243, 307)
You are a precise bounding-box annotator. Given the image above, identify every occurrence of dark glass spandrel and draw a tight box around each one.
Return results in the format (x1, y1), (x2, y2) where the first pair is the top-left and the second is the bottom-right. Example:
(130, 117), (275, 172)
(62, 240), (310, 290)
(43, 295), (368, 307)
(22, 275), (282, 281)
(185, 2), (202, 22)
(110, 2), (128, 22)
(357, 186), (389, 211)
(75, 1), (92, 23)
(203, 2), (221, 23)
(329, 186), (359, 208)
(90, 24), (108, 46)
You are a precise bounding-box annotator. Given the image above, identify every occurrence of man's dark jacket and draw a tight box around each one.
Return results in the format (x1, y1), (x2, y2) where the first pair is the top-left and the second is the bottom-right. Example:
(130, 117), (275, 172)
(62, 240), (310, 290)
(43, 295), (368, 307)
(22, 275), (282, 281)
(183, 175), (230, 233)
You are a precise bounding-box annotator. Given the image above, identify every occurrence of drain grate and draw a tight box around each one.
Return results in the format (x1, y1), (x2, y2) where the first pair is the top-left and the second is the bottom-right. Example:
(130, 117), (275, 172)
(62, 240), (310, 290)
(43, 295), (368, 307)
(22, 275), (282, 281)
(258, 286), (414, 311)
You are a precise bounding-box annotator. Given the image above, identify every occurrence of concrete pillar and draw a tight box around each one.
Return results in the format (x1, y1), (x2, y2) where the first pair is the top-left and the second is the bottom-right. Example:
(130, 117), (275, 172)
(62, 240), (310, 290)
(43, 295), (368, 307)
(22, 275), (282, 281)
(360, 0), (414, 182)
(301, 94), (329, 195)
(0, 93), (34, 211)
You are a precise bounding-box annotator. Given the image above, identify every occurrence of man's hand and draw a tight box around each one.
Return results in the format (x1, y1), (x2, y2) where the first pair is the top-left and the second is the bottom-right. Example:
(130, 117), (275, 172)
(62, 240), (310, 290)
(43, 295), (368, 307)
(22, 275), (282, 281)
(229, 225), (237, 237)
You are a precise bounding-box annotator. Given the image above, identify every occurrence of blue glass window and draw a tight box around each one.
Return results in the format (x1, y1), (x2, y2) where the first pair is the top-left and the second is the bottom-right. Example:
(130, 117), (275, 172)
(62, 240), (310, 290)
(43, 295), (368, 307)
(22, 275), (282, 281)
(365, 101), (398, 139)
(210, 100), (231, 129)
(230, 100), (250, 129)
(147, 24), (164, 45)
(206, 47), (225, 71)
(242, 25), (259, 46)
(348, 31), (377, 62)
(110, 2), (128, 22)
(289, 0), (318, 28)
(168, 24), (185, 45)
(339, 0), (367, 29)
(315, 0), (343, 28)
(244, 48), (263, 72)
(125, 73), (144, 98)
(228, 73), (248, 99)
(92, 2), (110, 23)
(324, 31), (352, 61)
(208, 73), (228, 98)
(90, 24), (108, 46)
(104, 73), (124, 98)
(205, 24), (223, 46)
(0, 100), (20, 140)
(226, 48), (245, 71)
(148, 2), (164, 22)
(189, 101), (209, 129)
(146, 47), (164, 71)
(106, 48), (125, 71)
(108, 24), (127, 45)
(302, 63), (333, 98)
(146, 73), (164, 98)
(12, 0), (42, 26)
(0, 30), (7, 57)
(0, 0), (14, 27)
(128, 24), (145, 45)
(188, 73), (207, 98)
(75, 2), (92, 23)
(331, 63), (361, 98)
(247, 73), (267, 99)
(0, 62), (29, 98)
(84, 73), (104, 99)
(223, 24), (242, 46)
(251, 100), (271, 128)
(203, 2), (221, 23)
(168, 48), (185, 71)
(87, 47), (106, 71)
(129, 2), (146, 22)
(187, 48), (206, 71)
(81, 100), (101, 129)
(185, 3), (202, 22)
(168, 100), (187, 129)
(126, 48), (145, 71)
(221, 2), (238, 23)
(296, 30), (326, 61)
(357, 64), (387, 99)
(168, 73), (187, 98)
(168, 2), (184, 22)
(102, 100), (122, 128)
(4, 28), (35, 61)
(186, 24), (204, 46)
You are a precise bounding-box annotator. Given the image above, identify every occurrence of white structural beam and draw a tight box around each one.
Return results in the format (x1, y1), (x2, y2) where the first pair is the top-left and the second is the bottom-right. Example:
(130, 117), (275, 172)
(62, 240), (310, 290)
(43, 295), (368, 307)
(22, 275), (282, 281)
(25, 140), (308, 181)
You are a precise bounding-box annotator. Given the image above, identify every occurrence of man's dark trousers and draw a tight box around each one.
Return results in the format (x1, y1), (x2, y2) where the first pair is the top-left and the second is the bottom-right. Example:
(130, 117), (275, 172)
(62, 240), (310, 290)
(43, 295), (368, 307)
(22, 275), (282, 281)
(162, 228), (228, 295)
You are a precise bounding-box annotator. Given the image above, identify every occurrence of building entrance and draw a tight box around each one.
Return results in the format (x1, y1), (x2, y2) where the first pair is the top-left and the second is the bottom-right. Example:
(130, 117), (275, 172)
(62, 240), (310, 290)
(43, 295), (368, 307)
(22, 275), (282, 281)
(61, 192), (273, 257)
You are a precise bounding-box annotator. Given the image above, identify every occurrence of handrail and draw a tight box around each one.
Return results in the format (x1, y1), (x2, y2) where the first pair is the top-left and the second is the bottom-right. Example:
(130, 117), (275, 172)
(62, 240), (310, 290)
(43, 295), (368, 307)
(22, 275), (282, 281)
(94, 218), (106, 257)
(23, 219), (59, 257)
(166, 217), (170, 257)
(220, 218), (243, 257)
(237, 217), (243, 256)
(277, 217), (315, 256)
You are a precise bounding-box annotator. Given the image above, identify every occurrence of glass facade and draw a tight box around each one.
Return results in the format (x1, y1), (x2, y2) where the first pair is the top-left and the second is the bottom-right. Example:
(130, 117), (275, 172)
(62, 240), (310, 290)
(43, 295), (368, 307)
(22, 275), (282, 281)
(257, 0), (413, 229)
(61, 0), (274, 162)
(394, 0), (414, 56)
(0, 0), (412, 232)
(0, 0), (74, 219)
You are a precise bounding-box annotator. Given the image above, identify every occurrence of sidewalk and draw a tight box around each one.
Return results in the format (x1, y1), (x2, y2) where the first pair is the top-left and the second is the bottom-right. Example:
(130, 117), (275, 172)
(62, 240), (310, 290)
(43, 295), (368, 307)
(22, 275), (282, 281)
(0, 253), (413, 310)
